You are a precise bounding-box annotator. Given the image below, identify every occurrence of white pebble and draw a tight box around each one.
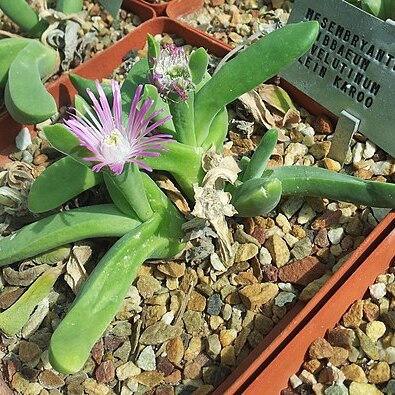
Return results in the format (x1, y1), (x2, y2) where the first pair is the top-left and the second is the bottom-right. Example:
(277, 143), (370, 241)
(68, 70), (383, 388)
(259, 246), (272, 266)
(369, 283), (387, 300)
(284, 233), (299, 248)
(297, 203), (316, 224)
(363, 140), (376, 159)
(352, 142), (364, 164)
(328, 227), (344, 244)
(301, 126), (315, 137)
(161, 312), (174, 325)
(136, 346), (156, 371)
(15, 127), (32, 151)
(299, 369), (317, 385)
(289, 374), (303, 388)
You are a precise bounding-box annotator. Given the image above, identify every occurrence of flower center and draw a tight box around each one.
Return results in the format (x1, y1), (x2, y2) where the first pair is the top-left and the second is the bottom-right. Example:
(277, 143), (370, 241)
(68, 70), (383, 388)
(104, 129), (123, 147)
(101, 129), (131, 162)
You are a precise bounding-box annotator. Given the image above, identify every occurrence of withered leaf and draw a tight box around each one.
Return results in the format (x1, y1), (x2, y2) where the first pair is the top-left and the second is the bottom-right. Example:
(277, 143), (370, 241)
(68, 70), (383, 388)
(3, 265), (50, 287)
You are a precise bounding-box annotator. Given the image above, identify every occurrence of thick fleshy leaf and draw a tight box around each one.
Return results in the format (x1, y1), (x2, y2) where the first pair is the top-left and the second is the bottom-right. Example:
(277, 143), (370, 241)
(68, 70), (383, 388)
(49, 174), (185, 374)
(0, 38), (30, 90)
(267, 166), (395, 208)
(97, 0), (123, 18)
(0, 204), (140, 266)
(147, 33), (160, 68)
(69, 74), (113, 104)
(232, 178), (282, 217)
(44, 124), (92, 165)
(194, 21), (320, 144)
(142, 84), (175, 136)
(0, 0), (40, 33)
(56, 0), (83, 14)
(0, 266), (62, 336)
(28, 156), (102, 213)
(189, 48), (209, 85)
(242, 128), (278, 181)
(5, 41), (59, 124)
(121, 58), (149, 116)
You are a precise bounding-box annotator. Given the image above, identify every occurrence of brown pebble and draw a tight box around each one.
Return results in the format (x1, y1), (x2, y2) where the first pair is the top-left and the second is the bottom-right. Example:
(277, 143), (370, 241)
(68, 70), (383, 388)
(183, 362), (202, 380)
(163, 369), (181, 384)
(363, 301), (380, 322)
(166, 337), (184, 365)
(104, 335), (123, 352)
(278, 257), (326, 286)
(309, 337), (334, 359)
(314, 228), (330, 248)
(0, 377), (12, 395)
(303, 359), (322, 374)
(4, 358), (20, 382)
(91, 339), (104, 365)
(311, 210), (342, 230)
(262, 264), (278, 282)
(318, 366), (337, 384)
(33, 153), (48, 165)
(188, 291), (206, 312)
(157, 357), (174, 377)
(135, 371), (164, 387)
(328, 346), (349, 366)
(327, 327), (353, 349)
(251, 227), (266, 244)
(95, 360), (115, 384)
(342, 299), (363, 328)
(155, 384), (175, 395)
(314, 115), (334, 134)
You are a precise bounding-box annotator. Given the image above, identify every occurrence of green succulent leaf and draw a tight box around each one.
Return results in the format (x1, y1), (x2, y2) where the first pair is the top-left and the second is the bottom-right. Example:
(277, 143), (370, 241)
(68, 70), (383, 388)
(242, 128), (278, 181)
(0, 204), (140, 267)
(0, 38), (31, 91)
(44, 124), (92, 165)
(28, 156), (102, 213)
(49, 174), (185, 374)
(142, 84), (175, 136)
(0, 0), (41, 34)
(69, 74), (113, 104)
(56, 0), (83, 14)
(97, 0), (123, 18)
(189, 48), (209, 85)
(147, 33), (160, 68)
(169, 94), (196, 146)
(121, 58), (149, 116)
(5, 41), (59, 124)
(0, 266), (62, 336)
(194, 21), (320, 144)
(201, 106), (228, 152)
(267, 166), (395, 208)
(232, 178), (283, 217)
(361, 0), (385, 17)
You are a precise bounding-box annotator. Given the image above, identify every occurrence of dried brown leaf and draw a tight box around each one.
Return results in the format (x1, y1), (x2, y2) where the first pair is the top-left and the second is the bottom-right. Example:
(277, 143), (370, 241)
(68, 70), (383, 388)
(239, 90), (275, 129)
(3, 265), (50, 287)
(258, 84), (296, 114)
(154, 175), (190, 215)
(64, 244), (91, 294)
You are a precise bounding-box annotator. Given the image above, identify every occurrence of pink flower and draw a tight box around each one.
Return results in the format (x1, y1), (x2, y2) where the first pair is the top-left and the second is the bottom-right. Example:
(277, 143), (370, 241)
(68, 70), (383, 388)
(65, 80), (173, 175)
(151, 44), (194, 101)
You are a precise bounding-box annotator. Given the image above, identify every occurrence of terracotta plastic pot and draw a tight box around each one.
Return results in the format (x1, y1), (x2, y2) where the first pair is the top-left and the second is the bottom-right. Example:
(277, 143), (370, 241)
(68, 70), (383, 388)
(0, 0), (155, 166)
(241, 211), (395, 395)
(134, 0), (173, 16)
(0, 14), (393, 394)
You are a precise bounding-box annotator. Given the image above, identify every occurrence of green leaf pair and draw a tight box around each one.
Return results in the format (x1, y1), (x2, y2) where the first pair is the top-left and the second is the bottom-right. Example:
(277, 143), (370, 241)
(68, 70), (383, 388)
(0, 38), (59, 124)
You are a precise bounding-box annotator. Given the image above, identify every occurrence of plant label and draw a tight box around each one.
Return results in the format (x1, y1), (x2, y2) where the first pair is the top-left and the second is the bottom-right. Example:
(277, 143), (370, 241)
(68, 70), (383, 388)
(280, 0), (395, 158)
